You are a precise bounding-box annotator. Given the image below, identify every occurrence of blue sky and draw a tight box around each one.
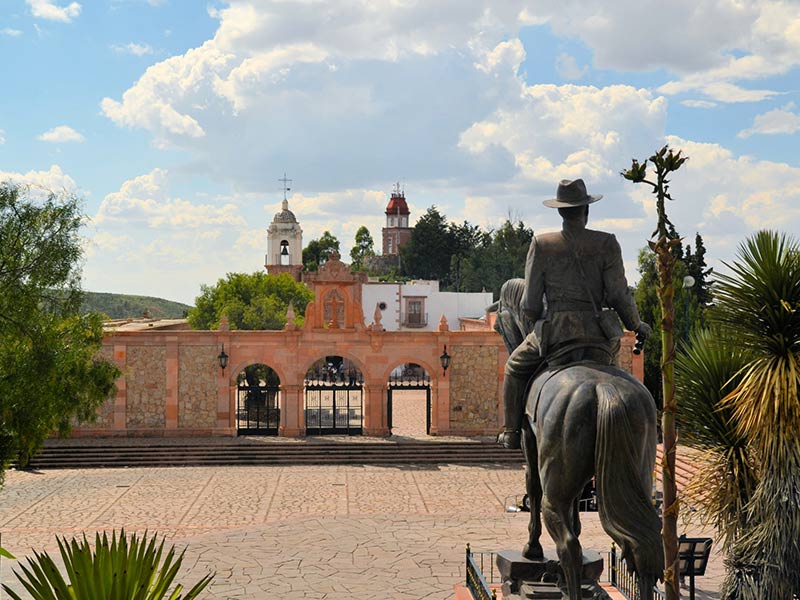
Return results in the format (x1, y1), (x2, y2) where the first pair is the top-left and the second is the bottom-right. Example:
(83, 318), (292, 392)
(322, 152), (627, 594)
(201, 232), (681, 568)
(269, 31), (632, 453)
(2, 0), (800, 304)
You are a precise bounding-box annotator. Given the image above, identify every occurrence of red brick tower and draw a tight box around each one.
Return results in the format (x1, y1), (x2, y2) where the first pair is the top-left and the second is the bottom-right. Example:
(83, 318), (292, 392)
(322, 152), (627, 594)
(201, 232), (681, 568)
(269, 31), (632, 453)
(382, 183), (412, 256)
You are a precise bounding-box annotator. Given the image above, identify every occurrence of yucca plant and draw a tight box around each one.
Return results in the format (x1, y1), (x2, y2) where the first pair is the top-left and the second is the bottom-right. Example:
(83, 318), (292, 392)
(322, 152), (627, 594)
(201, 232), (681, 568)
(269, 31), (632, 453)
(676, 328), (757, 546)
(710, 231), (800, 600)
(2, 530), (213, 600)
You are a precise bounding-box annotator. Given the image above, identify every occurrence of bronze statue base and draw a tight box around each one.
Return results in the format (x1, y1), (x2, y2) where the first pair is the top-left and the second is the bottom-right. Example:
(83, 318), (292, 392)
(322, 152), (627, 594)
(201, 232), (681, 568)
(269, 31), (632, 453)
(496, 549), (610, 599)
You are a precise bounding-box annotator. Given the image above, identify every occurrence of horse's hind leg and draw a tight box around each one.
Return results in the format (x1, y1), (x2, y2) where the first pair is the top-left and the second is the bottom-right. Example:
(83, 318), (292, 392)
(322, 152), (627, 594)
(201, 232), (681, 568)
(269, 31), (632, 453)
(542, 496), (582, 600)
(521, 419), (543, 560)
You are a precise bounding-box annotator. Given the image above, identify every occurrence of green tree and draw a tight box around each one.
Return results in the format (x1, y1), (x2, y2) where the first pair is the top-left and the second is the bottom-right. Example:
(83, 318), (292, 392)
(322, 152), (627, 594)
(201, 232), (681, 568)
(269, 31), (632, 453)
(635, 240), (706, 405)
(400, 206), (453, 281)
(685, 232), (713, 310)
(460, 219), (533, 299)
(622, 145), (688, 600)
(0, 184), (120, 476)
(349, 226), (375, 271)
(447, 220), (483, 291)
(187, 272), (313, 331)
(302, 231), (340, 272)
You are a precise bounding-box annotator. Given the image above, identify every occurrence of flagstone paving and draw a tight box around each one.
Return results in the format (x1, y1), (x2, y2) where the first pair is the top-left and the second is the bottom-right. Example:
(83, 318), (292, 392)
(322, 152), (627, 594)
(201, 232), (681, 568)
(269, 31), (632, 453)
(0, 460), (722, 600)
(0, 385), (718, 599)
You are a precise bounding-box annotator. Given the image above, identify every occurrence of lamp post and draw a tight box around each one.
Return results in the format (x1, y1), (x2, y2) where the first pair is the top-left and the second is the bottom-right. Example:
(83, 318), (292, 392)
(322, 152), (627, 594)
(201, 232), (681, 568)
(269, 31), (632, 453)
(440, 345), (451, 375)
(682, 275), (695, 342)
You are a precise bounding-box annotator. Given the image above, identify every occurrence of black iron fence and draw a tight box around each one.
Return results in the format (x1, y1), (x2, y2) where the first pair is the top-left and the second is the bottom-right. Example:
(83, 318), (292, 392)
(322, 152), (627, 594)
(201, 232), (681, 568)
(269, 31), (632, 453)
(465, 544), (496, 600)
(608, 543), (665, 600)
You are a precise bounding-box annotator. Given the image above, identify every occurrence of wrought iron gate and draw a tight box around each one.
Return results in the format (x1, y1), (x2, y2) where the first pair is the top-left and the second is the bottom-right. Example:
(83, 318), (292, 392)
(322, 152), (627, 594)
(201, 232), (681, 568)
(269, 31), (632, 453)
(237, 384), (280, 435)
(387, 365), (431, 434)
(304, 366), (363, 435)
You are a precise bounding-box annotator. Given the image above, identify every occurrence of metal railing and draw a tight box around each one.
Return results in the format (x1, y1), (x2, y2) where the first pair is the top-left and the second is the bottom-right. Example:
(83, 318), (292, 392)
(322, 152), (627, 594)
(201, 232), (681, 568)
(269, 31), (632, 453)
(608, 543), (665, 600)
(465, 544), (497, 600)
(401, 311), (428, 327)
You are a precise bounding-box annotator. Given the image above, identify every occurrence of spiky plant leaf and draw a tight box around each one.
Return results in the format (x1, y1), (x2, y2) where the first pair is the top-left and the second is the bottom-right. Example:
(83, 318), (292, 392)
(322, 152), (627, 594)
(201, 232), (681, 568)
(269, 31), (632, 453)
(2, 530), (214, 599)
(706, 230), (800, 599)
(676, 328), (757, 545)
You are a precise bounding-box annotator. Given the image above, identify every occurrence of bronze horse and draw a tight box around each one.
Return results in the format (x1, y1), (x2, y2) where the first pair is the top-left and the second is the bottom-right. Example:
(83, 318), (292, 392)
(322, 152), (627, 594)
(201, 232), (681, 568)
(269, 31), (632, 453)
(495, 280), (663, 600)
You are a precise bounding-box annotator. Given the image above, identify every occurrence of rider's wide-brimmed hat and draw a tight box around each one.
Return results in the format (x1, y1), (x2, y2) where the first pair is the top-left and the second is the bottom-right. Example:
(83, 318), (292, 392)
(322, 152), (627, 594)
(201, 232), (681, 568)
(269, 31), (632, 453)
(543, 179), (603, 208)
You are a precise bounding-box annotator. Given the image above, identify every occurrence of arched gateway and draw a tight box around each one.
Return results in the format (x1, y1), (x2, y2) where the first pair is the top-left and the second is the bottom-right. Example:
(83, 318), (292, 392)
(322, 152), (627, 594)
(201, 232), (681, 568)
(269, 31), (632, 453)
(81, 254), (643, 438)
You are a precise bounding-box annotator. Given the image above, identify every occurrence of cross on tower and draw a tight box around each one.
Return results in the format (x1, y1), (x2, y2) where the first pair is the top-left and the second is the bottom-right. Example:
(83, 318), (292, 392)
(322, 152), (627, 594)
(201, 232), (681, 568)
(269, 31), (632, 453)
(279, 173), (293, 201)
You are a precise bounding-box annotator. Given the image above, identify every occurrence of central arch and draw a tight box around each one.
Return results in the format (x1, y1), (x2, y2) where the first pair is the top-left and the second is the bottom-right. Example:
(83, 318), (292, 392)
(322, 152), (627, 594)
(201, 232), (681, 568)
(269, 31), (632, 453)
(304, 356), (364, 435)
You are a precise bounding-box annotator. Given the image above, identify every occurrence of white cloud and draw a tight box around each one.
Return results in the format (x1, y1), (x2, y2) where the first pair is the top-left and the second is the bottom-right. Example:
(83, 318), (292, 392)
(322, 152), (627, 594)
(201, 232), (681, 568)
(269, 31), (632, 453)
(0, 129), (5, 144)
(475, 39), (525, 75)
(101, 40), (229, 142)
(95, 169), (245, 229)
(0, 164), (78, 194)
(111, 42), (154, 56)
(1, 28), (23, 37)
(555, 53), (587, 80)
(681, 99), (717, 108)
(37, 125), (85, 143)
(26, 0), (81, 23)
(89, 0), (800, 297)
(627, 135), (800, 255)
(738, 104), (800, 138)
(659, 80), (780, 103)
(459, 84), (667, 185)
(654, 1), (800, 102)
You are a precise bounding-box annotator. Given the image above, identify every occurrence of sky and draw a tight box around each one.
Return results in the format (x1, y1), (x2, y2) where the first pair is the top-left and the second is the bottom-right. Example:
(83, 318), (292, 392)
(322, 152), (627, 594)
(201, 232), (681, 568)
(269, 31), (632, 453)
(2, 0), (800, 305)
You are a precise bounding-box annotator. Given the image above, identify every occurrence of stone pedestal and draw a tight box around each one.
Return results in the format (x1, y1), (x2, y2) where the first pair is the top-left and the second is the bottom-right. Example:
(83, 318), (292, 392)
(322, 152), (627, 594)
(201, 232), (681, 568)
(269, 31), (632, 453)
(496, 549), (609, 599)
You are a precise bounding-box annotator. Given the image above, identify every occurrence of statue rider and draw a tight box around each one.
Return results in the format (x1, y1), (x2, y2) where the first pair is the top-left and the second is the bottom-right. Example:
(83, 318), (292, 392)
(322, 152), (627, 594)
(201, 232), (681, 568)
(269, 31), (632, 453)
(496, 179), (652, 450)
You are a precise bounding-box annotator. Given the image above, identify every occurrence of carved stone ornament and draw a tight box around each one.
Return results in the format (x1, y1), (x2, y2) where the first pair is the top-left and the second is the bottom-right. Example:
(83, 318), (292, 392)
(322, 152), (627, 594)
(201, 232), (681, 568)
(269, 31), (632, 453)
(370, 302), (385, 332)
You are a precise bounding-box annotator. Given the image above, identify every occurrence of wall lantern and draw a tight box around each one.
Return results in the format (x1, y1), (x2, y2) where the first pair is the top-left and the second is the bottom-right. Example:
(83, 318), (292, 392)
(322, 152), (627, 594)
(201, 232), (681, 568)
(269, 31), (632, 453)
(217, 344), (229, 374)
(440, 345), (451, 374)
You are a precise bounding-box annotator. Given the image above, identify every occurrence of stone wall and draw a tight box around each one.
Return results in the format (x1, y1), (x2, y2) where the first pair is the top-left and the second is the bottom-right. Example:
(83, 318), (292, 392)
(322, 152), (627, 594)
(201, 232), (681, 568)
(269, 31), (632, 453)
(76, 345), (116, 428)
(126, 346), (166, 429)
(178, 346), (218, 429)
(448, 345), (500, 432)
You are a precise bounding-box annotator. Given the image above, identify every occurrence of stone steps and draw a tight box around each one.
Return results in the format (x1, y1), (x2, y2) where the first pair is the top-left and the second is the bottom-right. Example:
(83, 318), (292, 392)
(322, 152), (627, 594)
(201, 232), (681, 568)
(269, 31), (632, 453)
(26, 441), (524, 469)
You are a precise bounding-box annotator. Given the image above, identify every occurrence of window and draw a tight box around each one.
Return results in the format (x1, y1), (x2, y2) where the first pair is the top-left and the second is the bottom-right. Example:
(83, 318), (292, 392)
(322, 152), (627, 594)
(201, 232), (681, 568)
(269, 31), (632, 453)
(387, 236), (393, 254)
(403, 297), (426, 327)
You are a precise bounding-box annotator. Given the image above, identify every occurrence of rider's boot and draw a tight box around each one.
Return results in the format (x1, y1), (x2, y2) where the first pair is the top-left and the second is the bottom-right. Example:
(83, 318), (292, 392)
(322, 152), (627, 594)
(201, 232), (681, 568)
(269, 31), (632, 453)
(496, 372), (527, 450)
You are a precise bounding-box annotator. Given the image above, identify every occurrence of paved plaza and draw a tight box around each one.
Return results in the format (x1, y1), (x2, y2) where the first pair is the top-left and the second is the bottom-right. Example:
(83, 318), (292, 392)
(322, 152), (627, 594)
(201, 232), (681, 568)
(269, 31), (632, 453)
(0, 395), (724, 599)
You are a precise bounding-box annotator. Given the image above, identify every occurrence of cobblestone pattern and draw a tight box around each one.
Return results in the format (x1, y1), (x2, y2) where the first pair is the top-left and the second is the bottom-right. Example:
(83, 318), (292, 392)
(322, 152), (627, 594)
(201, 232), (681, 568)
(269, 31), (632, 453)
(0, 463), (723, 600)
(126, 346), (166, 429)
(178, 346), (218, 429)
(448, 345), (499, 430)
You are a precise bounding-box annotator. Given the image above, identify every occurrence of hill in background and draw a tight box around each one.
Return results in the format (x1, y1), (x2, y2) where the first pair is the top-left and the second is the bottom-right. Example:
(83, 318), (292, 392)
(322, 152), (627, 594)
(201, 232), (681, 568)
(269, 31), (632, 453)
(83, 292), (192, 319)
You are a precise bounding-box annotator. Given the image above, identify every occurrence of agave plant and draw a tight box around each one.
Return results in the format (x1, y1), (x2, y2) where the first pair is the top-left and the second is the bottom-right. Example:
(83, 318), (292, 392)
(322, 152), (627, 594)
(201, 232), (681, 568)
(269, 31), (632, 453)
(2, 530), (213, 600)
(710, 231), (800, 600)
(676, 328), (757, 546)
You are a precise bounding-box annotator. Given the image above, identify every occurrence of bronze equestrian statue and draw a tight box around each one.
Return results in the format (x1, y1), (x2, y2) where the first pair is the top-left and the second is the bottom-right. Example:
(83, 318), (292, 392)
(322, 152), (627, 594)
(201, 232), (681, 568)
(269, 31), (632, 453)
(494, 179), (663, 600)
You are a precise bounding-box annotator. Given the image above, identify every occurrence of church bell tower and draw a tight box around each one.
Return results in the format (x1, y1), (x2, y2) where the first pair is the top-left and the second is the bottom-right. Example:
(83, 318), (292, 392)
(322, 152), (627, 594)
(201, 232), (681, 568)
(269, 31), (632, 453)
(265, 174), (303, 281)
(382, 182), (412, 256)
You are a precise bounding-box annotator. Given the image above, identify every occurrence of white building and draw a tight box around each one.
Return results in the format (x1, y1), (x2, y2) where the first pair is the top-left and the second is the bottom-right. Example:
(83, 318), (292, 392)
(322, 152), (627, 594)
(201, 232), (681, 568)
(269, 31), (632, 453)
(361, 280), (493, 332)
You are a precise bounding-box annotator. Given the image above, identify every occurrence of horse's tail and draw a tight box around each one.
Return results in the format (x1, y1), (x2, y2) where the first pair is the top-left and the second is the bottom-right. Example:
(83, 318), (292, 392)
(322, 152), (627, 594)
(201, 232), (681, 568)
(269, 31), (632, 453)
(595, 382), (663, 580)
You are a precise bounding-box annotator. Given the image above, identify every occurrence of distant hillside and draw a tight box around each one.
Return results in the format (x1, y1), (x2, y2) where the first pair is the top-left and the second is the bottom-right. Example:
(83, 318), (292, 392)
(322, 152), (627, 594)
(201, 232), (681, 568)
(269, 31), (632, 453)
(83, 292), (192, 319)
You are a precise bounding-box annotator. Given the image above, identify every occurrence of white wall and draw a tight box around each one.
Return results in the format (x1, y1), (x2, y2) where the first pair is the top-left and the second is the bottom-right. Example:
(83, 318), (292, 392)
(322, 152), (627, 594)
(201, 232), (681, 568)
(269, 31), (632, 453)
(361, 281), (492, 331)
